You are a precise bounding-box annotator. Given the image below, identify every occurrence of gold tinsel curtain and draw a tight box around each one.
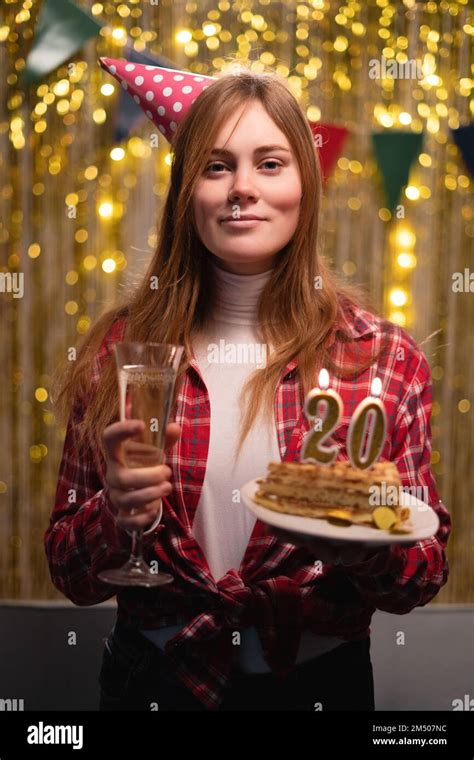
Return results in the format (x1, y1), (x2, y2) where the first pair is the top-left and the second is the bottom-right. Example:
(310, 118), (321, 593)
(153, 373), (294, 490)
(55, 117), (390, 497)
(0, 0), (472, 600)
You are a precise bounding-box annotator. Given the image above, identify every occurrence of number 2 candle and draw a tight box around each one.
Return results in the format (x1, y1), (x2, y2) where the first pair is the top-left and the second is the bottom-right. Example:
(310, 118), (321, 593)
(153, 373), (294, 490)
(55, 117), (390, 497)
(301, 368), (343, 465)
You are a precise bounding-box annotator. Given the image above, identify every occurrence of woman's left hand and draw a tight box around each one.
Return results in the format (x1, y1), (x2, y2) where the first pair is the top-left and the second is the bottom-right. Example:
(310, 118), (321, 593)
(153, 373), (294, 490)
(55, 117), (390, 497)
(264, 525), (388, 566)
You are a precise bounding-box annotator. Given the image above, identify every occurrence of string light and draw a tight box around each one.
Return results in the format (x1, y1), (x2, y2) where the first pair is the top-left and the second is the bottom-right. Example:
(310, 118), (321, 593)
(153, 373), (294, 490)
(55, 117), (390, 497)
(395, 229), (416, 249)
(98, 201), (113, 218)
(388, 310), (406, 327)
(110, 147), (125, 161)
(405, 185), (420, 200)
(389, 288), (409, 307)
(397, 252), (417, 269)
(176, 30), (193, 44)
(111, 27), (127, 42)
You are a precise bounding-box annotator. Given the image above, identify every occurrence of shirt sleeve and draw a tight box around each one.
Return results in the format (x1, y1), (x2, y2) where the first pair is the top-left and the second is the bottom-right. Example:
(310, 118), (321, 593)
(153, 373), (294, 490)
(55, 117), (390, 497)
(342, 350), (451, 614)
(44, 395), (163, 606)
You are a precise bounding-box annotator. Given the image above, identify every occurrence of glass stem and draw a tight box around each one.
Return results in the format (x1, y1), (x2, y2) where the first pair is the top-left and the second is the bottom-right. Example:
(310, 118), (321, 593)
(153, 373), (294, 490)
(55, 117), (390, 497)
(130, 529), (144, 566)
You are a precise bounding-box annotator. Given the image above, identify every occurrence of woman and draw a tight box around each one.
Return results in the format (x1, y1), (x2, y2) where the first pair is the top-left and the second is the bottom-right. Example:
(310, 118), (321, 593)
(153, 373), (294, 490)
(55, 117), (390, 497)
(45, 65), (451, 711)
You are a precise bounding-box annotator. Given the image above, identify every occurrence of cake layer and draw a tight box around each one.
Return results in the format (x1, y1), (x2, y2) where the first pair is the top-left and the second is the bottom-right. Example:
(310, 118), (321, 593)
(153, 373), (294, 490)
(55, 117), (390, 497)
(253, 490), (376, 523)
(264, 459), (400, 489)
(256, 480), (381, 509)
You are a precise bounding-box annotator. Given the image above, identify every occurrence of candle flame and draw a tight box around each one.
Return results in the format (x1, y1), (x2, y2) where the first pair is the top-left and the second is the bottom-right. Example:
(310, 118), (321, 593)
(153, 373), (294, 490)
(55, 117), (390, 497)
(318, 368), (329, 390)
(371, 377), (382, 397)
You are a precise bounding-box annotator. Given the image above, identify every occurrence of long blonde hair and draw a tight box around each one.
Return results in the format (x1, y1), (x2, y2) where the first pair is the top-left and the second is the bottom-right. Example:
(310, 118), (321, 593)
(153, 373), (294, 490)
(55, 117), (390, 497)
(53, 65), (387, 463)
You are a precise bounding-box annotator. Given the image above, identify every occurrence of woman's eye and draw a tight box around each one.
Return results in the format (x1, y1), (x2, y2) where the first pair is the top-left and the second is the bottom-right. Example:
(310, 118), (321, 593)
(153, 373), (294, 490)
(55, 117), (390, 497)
(206, 162), (227, 173)
(205, 160), (283, 173)
(260, 160), (282, 171)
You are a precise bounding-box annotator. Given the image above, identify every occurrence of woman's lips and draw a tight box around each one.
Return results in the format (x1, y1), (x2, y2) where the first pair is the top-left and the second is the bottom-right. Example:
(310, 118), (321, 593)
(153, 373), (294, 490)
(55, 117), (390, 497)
(221, 219), (265, 228)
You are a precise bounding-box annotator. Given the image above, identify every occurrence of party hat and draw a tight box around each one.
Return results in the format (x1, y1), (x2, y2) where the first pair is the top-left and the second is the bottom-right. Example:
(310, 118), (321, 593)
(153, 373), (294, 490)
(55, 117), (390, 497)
(98, 57), (216, 142)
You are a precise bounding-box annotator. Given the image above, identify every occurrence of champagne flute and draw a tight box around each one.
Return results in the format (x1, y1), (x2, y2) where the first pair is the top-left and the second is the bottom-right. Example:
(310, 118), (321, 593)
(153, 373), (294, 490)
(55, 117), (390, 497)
(98, 342), (184, 587)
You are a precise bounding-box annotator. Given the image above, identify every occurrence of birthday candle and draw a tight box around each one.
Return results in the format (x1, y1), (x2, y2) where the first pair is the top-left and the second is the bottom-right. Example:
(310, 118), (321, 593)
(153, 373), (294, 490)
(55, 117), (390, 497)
(301, 368), (343, 465)
(347, 377), (387, 469)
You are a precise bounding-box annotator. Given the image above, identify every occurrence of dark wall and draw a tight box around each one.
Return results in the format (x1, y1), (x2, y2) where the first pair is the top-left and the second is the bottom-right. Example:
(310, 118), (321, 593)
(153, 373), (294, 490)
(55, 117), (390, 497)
(0, 602), (472, 711)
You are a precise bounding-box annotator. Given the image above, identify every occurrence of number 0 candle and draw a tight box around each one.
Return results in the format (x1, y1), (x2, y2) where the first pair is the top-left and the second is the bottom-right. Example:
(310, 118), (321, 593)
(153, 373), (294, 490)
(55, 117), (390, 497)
(347, 377), (387, 469)
(301, 368), (343, 465)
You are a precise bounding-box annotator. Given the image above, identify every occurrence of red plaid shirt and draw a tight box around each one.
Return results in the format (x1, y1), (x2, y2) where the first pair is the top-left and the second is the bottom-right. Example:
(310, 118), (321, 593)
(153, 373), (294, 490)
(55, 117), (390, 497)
(45, 302), (451, 709)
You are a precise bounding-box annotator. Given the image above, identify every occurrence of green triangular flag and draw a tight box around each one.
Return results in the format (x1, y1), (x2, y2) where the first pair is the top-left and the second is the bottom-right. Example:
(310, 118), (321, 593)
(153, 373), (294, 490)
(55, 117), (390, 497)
(371, 131), (424, 213)
(22, 0), (103, 85)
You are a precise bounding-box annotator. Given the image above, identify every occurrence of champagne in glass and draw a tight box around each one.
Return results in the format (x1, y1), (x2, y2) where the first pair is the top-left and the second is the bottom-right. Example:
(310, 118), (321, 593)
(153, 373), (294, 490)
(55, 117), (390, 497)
(97, 342), (184, 588)
(120, 366), (176, 468)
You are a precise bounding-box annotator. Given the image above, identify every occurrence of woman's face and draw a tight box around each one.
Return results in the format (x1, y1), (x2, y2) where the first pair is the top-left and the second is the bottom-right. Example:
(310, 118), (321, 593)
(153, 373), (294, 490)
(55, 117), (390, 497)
(192, 100), (302, 275)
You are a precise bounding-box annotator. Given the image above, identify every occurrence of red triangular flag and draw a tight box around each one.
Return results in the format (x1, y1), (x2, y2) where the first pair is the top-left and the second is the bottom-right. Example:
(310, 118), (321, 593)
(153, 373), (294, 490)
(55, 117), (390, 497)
(309, 122), (349, 183)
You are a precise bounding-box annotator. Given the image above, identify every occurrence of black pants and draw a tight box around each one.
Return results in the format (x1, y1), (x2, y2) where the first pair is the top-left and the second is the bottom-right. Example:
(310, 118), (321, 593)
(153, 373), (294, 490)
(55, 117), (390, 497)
(99, 620), (375, 711)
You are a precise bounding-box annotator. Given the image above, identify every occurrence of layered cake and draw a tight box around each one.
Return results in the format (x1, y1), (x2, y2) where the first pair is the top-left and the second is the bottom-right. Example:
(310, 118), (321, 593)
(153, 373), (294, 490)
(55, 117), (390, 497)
(253, 459), (413, 533)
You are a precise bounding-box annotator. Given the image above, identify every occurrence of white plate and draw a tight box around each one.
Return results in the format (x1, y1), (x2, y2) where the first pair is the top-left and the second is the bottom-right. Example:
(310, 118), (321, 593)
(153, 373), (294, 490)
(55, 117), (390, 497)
(241, 477), (440, 546)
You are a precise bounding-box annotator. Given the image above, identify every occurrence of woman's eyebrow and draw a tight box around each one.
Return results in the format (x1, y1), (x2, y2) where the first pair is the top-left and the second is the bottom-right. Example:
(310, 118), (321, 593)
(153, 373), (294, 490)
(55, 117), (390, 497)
(209, 145), (291, 158)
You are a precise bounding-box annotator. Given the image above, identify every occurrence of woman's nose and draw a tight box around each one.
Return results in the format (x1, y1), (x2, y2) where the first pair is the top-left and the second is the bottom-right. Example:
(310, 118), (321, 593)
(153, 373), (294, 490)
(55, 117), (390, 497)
(228, 169), (260, 203)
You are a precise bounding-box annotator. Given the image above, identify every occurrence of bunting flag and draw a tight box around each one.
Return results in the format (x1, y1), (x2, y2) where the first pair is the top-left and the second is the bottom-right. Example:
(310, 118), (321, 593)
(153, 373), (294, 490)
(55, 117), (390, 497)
(450, 122), (474, 178)
(371, 131), (424, 212)
(112, 47), (185, 143)
(309, 122), (349, 183)
(21, 0), (103, 85)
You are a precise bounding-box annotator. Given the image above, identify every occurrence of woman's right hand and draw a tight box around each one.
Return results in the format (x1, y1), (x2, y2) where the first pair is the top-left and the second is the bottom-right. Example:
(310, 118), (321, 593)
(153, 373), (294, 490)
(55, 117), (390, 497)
(102, 419), (181, 532)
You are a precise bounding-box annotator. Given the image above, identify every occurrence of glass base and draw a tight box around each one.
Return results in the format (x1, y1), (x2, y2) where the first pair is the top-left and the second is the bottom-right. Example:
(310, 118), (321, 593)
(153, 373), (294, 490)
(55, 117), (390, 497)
(97, 558), (174, 588)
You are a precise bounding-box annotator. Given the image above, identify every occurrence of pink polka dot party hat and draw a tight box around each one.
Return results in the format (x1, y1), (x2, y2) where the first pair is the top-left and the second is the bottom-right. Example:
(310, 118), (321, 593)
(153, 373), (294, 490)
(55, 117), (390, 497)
(98, 57), (216, 143)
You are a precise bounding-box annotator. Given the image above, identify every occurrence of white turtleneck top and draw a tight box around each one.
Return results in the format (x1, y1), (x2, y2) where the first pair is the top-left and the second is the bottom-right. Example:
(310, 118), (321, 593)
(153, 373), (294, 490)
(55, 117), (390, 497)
(141, 259), (345, 672)
(190, 262), (278, 578)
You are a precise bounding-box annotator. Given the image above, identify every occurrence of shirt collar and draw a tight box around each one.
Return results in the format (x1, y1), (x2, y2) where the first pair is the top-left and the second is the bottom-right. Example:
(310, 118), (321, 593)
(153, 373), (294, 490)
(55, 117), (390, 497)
(331, 300), (380, 342)
(280, 301), (379, 380)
